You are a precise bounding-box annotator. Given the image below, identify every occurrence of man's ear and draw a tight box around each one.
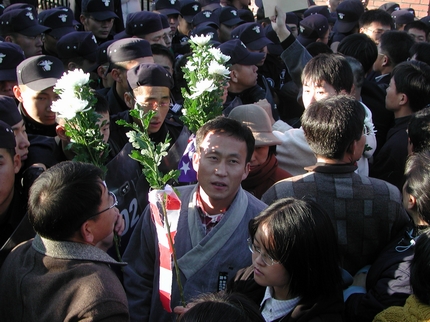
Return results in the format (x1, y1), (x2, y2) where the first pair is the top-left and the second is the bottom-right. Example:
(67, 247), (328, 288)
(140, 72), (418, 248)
(192, 152), (200, 172)
(111, 68), (122, 82)
(13, 85), (23, 102)
(242, 162), (250, 181)
(80, 220), (95, 244)
(4, 35), (14, 43)
(124, 91), (134, 109)
(79, 14), (87, 27)
(381, 54), (390, 67)
(407, 193), (417, 211)
(230, 69), (238, 83)
(399, 92), (409, 106)
(13, 154), (21, 174)
(67, 62), (77, 71)
(97, 65), (107, 79)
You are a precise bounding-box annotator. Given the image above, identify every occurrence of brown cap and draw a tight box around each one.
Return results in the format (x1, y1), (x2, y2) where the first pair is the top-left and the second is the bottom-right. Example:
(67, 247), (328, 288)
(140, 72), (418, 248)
(228, 104), (281, 146)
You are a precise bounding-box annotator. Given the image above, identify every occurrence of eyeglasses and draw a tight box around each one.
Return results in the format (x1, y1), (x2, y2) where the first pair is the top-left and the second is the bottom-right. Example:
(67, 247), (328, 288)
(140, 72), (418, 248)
(364, 27), (389, 36)
(247, 238), (279, 266)
(94, 191), (118, 216)
(134, 98), (170, 110)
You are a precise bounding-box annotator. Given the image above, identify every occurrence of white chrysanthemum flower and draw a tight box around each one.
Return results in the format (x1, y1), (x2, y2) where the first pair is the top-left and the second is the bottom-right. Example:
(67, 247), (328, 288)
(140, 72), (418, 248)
(189, 79), (217, 99)
(185, 60), (197, 72)
(208, 47), (230, 64)
(208, 61), (230, 77)
(51, 97), (90, 120)
(54, 69), (90, 92)
(190, 34), (212, 46)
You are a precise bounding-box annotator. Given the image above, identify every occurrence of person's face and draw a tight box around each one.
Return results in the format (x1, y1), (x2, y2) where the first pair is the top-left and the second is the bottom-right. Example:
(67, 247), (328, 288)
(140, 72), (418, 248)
(15, 85), (59, 126)
(248, 46), (267, 66)
(192, 131), (249, 211)
(360, 22), (391, 44)
(8, 33), (43, 58)
(252, 225), (291, 300)
(42, 33), (58, 55)
(219, 23), (235, 43)
(286, 24), (298, 38)
(153, 54), (174, 76)
(133, 86), (171, 134)
(96, 112), (110, 143)
(250, 146), (269, 170)
(0, 81), (17, 98)
(11, 120), (29, 162)
(167, 14), (179, 34)
(141, 29), (167, 46)
(408, 28), (427, 43)
(163, 28), (172, 48)
(385, 77), (401, 112)
(0, 148), (20, 215)
(302, 80), (338, 109)
(232, 64), (258, 92)
(178, 15), (192, 36)
(89, 184), (119, 245)
(81, 16), (114, 40)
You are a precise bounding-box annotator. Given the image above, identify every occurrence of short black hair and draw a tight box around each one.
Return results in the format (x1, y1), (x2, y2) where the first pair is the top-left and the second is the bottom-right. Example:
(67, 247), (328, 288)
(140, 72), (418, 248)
(151, 44), (175, 70)
(248, 197), (342, 300)
(195, 116), (255, 163)
(302, 95), (365, 160)
(93, 91), (109, 114)
(337, 33), (377, 74)
(379, 30), (414, 67)
(411, 229), (430, 304)
(392, 61), (430, 112)
(28, 161), (104, 241)
(405, 21), (429, 38)
(409, 42), (430, 66)
(345, 56), (365, 90)
(359, 9), (394, 29)
(302, 54), (353, 94)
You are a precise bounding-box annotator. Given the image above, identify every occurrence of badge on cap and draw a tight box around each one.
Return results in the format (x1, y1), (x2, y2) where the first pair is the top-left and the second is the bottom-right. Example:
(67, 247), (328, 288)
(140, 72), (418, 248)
(203, 11), (211, 18)
(26, 12), (34, 20)
(300, 25), (305, 33)
(0, 53), (5, 64)
(102, 0), (111, 7)
(38, 60), (53, 71)
(170, 0), (176, 4)
(59, 14), (68, 22)
(253, 26), (260, 33)
(192, 4), (199, 11)
(338, 13), (345, 19)
(231, 10), (237, 16)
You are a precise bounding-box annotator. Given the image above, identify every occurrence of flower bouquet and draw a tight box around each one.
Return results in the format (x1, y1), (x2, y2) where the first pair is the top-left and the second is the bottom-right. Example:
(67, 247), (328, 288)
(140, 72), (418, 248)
(117, 107), (185, 311)
(51, 69), (109, 172)
(178, 35), (230, 182)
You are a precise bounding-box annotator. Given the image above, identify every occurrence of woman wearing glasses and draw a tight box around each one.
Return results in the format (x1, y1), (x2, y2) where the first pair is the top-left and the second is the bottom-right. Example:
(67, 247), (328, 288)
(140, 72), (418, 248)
(230, 197), (345, 322)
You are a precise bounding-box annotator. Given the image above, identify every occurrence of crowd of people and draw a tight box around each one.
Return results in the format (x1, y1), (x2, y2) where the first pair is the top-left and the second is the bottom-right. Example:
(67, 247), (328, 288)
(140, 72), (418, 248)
(0, 0), (430, 320)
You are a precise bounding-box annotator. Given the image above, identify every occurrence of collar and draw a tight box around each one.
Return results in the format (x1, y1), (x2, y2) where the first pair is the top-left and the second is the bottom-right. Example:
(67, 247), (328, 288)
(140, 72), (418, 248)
(260, 287), (301, 321)
(304, 162), (357, 174)
(375, 73), (390, 82)
(32, 234), (127, 266)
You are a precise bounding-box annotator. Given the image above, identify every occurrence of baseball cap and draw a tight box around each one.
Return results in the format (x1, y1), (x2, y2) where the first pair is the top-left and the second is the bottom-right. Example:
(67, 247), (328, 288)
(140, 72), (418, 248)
(218, 39), (264, 65)
(16, 55), (65, 91)
(420, 16), (430, 28)
(199, 0), (221, 11)
(228, 104), (281, 146)
(297, 14), (329, 47)
(127, 63), (173, 90)
(238, 9), (254, 23)
(97, 39), (115, 65)
(108, 38), (152, 63)
(192, 10), (219, 28)
(38, 8), (76, 40)
(304, 5), (336, 24)
(0, 95), (22, 126)
(286, 12), (299, 26)
(81, 0), (118, 21)
(115, 11), (163, 39)
(56, 31), (98, 62)
(0, 120), (15, 149)
(231, 22), (272, 51)
(391, 9), (415, 25)
(0, 8), (50, 37)
(0, 42), (25, 82)
(190, 24), (219, 43)
(335, 0), (364, 33)
(3, 3), (37, 17)
(379, 2), (400, 14)
(180, 0), (201, 23)
(154, 0), (181, 16)
(219, 6), (243, 26)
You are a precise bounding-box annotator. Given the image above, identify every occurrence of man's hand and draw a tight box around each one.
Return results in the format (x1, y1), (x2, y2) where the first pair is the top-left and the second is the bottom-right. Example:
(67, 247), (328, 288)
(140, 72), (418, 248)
(270, 6), (290, 42)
